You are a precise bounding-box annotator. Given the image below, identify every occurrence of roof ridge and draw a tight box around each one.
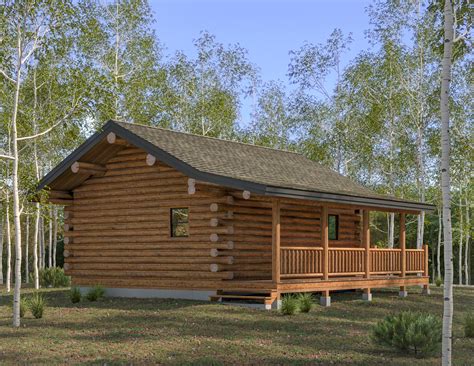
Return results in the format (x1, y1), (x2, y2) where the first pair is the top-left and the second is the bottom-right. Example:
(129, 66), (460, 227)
(110, 120), (303, 156)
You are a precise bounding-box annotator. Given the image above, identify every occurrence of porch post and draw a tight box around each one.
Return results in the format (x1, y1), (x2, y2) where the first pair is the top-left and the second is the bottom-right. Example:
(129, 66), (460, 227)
(320, 205), (331, 307)
(399, 213), (408, 297)
(272, 198), (281, 284)
(362, 210), (372, 301)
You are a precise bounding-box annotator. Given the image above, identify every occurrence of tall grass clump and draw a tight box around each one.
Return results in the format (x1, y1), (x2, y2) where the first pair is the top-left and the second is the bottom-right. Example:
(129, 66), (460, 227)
(435, 277), (442, 287)
(465, 313), (474, 338)
(85, 285), (105, 301)
(13, 297), (28, 318)
(37, 267), (71, 288)
(70, 287), (82, 303)
(371, 311), (442, 357)
(28, 293), (46, 319)
(297, 293), (314, 313)
(280, 294), (298, 315)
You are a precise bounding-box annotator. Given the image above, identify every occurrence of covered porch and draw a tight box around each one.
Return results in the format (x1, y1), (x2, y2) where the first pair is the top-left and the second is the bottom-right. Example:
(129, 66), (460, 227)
(271, 200), (430, 307)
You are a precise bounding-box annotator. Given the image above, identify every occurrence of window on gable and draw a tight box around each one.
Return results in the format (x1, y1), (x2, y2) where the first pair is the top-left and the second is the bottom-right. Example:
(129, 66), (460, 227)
(170, 208), (189, 237)
(328, 214), (339, 240)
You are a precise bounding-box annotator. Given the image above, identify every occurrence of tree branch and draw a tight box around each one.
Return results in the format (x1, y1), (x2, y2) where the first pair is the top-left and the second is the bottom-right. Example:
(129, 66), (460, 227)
(0, 68), (16, 83)
(0, 154), (15, 160)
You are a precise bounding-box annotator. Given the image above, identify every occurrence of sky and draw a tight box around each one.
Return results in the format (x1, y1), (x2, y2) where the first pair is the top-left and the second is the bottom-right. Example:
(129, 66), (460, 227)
(149, 0), (374, 124)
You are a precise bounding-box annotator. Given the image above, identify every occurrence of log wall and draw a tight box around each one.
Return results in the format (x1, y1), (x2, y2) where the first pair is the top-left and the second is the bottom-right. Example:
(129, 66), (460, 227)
(63, 145), (362, 289)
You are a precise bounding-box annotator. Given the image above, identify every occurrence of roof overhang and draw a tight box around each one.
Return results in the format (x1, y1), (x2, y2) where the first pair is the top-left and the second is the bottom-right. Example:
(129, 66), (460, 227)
(38, 120), (435, 213)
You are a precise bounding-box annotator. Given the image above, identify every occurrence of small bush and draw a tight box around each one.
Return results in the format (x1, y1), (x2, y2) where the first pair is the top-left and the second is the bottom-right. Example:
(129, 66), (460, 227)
(465, 313), (474, 338)
(280, 294), (298, 315)
(435, 277), (442, 287)
(39, 267), (71, 288)
(70, 287), (82, 303)
(371, 311), (442, 357)
(85, 285), (105, 301)
(297, 293), (314, 313)
(28, 293), (46, 319)
(13, 297), (28, 318)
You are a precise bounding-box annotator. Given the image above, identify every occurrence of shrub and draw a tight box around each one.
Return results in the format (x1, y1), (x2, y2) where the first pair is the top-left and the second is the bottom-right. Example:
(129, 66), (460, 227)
(280, 294), (298, 315)
(13, 297), (28, 318)
(39, 267), (71, 288)
(28, 293), (46, 319)
(465, 313), (474, 338)
(297, 293), (314, 313)
(435, 277), (443, 287)
(20, 297), (28, 318)
(371, 311), (442, 357)
(85, 285), (105, 301)
(70, 287), (82, 303)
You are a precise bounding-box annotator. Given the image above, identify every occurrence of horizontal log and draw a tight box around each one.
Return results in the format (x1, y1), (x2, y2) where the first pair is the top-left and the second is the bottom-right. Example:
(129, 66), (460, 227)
(71, 161), (106, 176)
(49, 190), (73, 200)
(49, 198), (73, 206)
(66, 269), (234, 280)
(67, 256), (235, 265)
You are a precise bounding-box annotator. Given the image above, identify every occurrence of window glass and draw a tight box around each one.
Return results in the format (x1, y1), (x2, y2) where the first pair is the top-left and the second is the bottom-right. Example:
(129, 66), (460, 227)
(328, 214), (339, 240)
(171, 208), (189, 237)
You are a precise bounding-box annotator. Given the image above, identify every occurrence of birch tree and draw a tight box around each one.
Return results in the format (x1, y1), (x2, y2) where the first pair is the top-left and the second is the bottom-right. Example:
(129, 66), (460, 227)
(440, 0), (454, 362)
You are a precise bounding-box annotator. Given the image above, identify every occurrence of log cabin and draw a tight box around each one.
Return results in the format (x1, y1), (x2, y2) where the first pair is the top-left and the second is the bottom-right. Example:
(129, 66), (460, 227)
(38, 120), (435, 309)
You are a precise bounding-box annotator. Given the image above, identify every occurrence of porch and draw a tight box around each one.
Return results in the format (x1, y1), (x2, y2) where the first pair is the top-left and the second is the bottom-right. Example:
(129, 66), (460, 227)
(215, 200), (430, 308)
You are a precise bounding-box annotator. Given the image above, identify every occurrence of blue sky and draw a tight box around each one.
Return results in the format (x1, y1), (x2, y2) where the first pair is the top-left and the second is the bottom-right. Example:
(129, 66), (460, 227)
(150, 0), (374, 124)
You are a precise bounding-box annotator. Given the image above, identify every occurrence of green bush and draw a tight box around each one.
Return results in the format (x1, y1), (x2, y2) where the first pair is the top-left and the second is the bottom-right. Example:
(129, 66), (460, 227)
(280, 294), (298, 315)
(371, 311), (442, 357)
(297, 293), (314, 313)
(28, 293), (46, 319)
(435, 277), (442, 287)
(85, 285), (105, 301)
(465, 313), (474, 338)
(13, 297), (28, 318)
(38, 267), (71, 288)
(70, 287), (82, 303)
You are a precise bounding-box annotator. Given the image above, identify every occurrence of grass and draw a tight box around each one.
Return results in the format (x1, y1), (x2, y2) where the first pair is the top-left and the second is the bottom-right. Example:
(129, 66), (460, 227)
(0, 286), (473, 365)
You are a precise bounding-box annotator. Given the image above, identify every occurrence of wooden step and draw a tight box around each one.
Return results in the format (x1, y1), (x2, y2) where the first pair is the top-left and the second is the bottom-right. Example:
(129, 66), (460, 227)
(210, 291), (277, 305)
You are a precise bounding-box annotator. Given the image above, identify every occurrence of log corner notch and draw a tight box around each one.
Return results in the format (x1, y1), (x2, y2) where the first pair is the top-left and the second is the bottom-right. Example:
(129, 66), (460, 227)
(71, 161), (106, 176)
(146, 153), (156, 166)
(106, 132), (128, 145)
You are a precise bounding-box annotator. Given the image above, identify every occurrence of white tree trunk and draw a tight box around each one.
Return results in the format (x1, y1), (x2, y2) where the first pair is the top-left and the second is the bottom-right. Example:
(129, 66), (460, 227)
(437, 209), (443, 279)
(6, 193), (12, 293)
(48, 205), (52, 268)
(25, 215), (29, 284)
(11, 33), (23, 327)
(0, 205), (4, 285)
(33, 203), (40, 289)
(465, 196), (470, 285)
(458, 191), (463, 285)
(40, 217), (44, 269)
(440, 1), (454, 364)
(53, 206), (58, 267)
(388, 212), (395, 248)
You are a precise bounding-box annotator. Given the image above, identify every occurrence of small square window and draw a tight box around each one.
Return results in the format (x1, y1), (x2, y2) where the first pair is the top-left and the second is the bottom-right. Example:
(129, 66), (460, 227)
(170, 208), (189, 237)
(328, 214), (339, 240)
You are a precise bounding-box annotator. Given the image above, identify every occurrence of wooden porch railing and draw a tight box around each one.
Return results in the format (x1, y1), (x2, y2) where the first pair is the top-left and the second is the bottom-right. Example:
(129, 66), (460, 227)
(280, 246), (427, 279)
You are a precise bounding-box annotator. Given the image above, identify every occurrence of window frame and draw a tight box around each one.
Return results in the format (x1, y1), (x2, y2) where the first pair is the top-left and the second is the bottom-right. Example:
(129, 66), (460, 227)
(170, 207), (189, 238)
(328, 214), (339, 241)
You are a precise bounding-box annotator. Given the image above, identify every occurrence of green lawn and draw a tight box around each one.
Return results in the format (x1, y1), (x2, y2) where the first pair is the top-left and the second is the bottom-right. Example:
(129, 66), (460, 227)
(0, 286), (473, 365)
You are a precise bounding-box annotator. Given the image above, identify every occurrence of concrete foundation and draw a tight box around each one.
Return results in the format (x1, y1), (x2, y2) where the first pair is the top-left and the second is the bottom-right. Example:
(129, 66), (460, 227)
(320, 296), (331, 307)
(362, 292), (373, 301)
(78, 287), (215, 301)
(399, 290), (408, 298)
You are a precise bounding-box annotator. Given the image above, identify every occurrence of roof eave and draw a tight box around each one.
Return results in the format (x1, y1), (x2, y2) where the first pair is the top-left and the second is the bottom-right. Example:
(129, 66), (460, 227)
(265, 186), (435, 213)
